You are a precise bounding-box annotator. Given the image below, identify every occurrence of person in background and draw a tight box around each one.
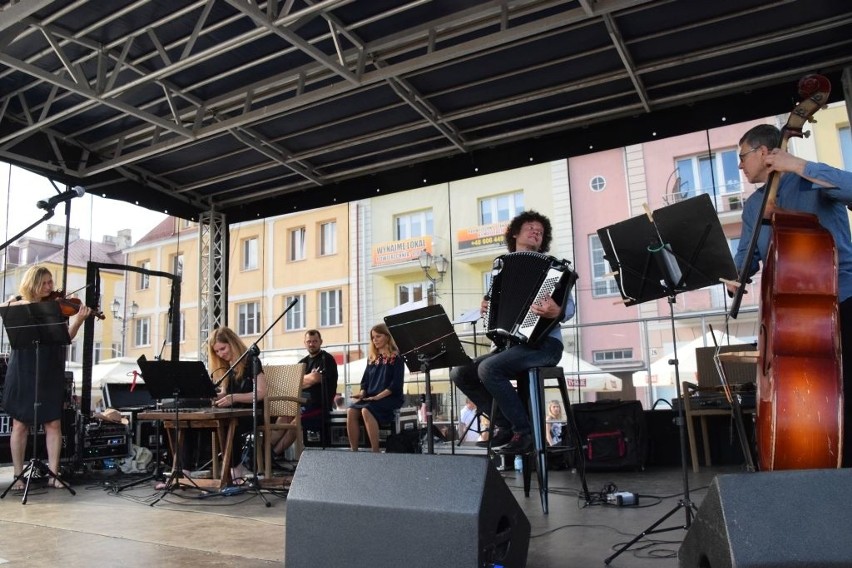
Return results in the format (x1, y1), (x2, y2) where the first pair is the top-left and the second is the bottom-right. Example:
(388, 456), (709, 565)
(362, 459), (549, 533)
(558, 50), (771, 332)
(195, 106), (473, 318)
(270, 329), (338, 456)
(209, 326), (267, 481)
(346, 323), (405, 452)
(333, 393), (345, 411)
(452, 211), (575, 455)
(2, 265), (91, 489)
(457, 398), (481, 442)
(545, 400), (565, 447)
(732, 123), (852, 467)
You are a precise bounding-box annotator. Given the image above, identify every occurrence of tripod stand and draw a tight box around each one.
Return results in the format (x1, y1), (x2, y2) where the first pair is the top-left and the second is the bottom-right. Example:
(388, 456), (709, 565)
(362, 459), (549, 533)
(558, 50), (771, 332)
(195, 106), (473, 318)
(0, 301), (76, 504)
(385, 304), (472, 454)
(134, 355), (218, 504)
(596, 194), (737, 564)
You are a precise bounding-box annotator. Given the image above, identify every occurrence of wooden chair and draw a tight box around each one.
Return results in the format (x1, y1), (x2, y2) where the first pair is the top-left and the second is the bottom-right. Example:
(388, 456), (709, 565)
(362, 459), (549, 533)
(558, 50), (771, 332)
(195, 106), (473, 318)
(258, 363), (305, 479)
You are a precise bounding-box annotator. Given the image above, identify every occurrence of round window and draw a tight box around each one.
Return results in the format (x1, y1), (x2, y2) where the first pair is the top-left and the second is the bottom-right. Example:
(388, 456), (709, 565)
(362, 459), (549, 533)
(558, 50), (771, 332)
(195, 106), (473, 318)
(590, 175), (606, 192)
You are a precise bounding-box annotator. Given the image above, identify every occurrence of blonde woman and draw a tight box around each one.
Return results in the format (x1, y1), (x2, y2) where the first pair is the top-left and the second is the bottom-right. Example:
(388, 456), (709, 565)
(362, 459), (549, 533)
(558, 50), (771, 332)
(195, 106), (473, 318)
(346, 323), (405, 452)
(2, 265), (90, 489)
(545, 400), (565, 447)
(208, 326), (267, 481)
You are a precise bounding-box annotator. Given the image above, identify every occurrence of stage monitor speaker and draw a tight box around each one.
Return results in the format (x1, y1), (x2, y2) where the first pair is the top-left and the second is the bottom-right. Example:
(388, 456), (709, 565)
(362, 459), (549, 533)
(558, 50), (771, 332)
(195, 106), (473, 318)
(285, 450), (530, 568)
(679, 469), (852, 567)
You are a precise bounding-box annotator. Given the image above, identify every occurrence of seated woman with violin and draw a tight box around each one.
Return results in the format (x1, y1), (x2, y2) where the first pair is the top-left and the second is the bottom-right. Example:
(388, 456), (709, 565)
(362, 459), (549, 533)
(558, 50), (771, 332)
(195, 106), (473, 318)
(2, 265), (92, 489)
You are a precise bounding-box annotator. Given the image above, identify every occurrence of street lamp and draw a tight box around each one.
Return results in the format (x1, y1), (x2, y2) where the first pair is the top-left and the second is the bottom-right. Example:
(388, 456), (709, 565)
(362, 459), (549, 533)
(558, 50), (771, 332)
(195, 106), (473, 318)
(111, 298), (138, 356)
(418, 249), (449, 304)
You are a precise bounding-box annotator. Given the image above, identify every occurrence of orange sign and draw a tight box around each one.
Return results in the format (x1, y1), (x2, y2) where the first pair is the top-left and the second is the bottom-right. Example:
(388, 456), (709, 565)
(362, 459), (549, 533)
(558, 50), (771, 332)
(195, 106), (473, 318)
(372, 236), (432, 267)
(457, 222), (509, 250)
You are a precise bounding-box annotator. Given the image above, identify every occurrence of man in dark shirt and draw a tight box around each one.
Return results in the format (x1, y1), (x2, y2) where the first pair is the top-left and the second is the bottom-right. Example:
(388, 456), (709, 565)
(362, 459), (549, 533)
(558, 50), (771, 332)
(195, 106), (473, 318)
(271, 329), (338, 455)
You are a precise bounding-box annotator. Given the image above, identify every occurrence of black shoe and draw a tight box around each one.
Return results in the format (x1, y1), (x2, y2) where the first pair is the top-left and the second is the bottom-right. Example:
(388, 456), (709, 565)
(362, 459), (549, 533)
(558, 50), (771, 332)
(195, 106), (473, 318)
(476, 427), (513, 448)
(498, 433), (533, 455)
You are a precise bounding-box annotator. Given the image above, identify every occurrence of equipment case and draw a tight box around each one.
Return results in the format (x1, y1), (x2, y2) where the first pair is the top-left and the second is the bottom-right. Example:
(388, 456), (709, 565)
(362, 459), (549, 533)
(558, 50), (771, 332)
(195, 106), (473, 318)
(572, 400), (647, 471)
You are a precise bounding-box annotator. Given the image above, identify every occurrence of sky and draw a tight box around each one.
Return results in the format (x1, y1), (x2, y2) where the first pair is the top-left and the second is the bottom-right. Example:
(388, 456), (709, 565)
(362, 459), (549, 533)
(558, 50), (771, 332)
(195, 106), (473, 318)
(1, 162), (168, 246)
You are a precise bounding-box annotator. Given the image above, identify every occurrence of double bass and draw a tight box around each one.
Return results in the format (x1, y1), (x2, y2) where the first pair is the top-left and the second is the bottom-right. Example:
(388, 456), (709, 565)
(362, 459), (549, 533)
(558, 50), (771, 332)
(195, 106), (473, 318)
(730, 75), (842, 470)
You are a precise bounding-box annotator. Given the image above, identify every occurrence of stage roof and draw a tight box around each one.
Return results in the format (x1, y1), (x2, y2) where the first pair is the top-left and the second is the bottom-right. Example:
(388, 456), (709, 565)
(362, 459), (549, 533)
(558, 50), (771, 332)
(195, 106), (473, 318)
(1, 0), (850, 223)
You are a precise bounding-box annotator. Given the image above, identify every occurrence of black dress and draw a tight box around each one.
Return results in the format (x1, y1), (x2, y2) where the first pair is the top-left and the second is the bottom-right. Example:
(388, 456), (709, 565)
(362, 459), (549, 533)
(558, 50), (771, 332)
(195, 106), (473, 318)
(2, 343), (66, 424)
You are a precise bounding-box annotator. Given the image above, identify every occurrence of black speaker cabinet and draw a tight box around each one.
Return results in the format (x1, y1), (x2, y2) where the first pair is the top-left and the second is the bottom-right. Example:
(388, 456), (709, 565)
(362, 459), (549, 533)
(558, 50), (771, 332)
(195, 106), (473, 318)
(285, 451), (530, 568)
(679, 469), (852, 567)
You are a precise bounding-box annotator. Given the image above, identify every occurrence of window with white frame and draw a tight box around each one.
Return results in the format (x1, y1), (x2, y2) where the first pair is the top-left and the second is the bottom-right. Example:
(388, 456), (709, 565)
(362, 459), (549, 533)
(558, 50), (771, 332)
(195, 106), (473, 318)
(592, 349), (633, 364)
(165, 312), (186, 344)
(285, 294), (306, 331)
(238, 302), (261, 336)
(590, 235), (619, 297)
(589, 175), (606, 192)
(134, 317), (151, 347)
(138, 261), (150, 290)
(319, 289), (343, 327)
(170, 252), (184, 277)
(397, 281), (427, 305)
(94, 341), (103, 364)
(840, 126), (852, 170)
(479, 191), (524, 224)
(242, 237), (258, 270)
(395, 210), (433, 239)
(319, 221), (337, 256)
(290, 227), (306, 261)
(675, 149), (741, 199)
(112, 342), (121, 358)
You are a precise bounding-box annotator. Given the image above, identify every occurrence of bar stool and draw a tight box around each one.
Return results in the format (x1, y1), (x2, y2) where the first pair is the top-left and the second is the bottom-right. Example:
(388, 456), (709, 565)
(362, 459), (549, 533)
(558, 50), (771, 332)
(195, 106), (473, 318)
(487, 365), (575, 514)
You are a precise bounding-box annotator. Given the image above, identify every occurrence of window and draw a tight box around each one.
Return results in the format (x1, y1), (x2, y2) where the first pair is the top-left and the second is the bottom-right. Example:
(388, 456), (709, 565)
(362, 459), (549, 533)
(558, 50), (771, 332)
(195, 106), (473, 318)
(589, 175), (606, 192)
(238, 302), (261, 335)
(590, 235), (619, 297)
(134, 318), (151, 347)
(395, 210), (433, 239)
(165, 312), (185, 344)
(319, 221), (337, 256)
(675, 149), (741, 200)
(112, 342), (121, 358)
(138, 260), (150, 290)
(592, 349), (633, 364)
(242, 237), (258, 270)
(94, 342), (103, 364)
(479, 191), (524, 224)
(319, 289), (343, 327)
(397, 282), (427, 305)
(840, 126), (852, 170)
(170, 252), (184, 277)
(290, 227), (306, 261)
(285, 295), (306, 331)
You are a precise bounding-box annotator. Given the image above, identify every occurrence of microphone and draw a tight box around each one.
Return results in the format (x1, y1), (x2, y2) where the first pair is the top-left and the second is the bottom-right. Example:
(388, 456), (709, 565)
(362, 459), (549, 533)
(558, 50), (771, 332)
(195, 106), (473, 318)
(36, 185), (85, 210)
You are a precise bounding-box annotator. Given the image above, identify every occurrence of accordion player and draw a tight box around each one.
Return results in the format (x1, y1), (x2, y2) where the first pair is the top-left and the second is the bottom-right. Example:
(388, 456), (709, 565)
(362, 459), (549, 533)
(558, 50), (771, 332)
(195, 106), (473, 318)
(485, 251), (579, 349)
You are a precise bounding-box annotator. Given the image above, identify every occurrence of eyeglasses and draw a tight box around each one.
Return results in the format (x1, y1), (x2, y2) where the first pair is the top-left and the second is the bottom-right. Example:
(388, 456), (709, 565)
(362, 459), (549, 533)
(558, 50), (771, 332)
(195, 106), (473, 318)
(738, 147), (760, 163)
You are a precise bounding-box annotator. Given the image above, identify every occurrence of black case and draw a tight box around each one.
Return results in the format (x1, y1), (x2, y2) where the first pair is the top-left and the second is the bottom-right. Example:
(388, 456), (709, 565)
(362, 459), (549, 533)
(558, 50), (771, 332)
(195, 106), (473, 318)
(572, 400), (647, 471)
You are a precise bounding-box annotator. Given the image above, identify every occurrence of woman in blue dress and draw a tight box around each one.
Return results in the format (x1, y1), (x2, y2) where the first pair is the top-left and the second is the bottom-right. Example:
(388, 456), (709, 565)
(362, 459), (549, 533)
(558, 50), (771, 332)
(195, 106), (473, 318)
(346, 323), (405, 452)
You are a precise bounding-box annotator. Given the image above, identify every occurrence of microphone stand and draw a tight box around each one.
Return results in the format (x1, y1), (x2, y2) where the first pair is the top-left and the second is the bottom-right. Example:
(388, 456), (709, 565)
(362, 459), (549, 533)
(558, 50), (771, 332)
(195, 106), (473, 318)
(218, 299), (298, 507)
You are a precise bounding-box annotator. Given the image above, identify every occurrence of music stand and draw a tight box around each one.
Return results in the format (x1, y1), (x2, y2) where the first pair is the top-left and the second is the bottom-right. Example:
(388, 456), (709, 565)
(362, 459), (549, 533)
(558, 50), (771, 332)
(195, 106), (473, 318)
(596, 194), (737, 564)
(0, 301), (75, 503)
(135, 355), (217, 503)
(385, 304), (472, 454)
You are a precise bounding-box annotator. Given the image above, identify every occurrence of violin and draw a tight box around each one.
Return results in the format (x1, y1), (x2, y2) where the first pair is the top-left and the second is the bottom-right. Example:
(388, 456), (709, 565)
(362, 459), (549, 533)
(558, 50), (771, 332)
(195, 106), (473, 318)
(44, 290), (106, 320)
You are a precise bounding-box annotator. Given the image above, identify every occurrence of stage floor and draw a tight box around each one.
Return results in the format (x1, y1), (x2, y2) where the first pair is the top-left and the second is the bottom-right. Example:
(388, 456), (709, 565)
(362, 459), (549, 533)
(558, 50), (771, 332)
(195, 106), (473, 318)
(0, 451), (737, 568)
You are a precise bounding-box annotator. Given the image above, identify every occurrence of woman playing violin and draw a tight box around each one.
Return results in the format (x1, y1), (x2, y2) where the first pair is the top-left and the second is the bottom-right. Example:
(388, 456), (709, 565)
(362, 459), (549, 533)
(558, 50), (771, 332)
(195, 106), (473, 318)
(2, 265), (91, 489)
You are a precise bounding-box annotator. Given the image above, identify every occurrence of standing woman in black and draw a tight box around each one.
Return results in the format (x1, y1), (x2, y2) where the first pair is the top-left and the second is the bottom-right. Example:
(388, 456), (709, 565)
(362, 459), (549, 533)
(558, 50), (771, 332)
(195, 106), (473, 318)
(2, 265), (90, 489)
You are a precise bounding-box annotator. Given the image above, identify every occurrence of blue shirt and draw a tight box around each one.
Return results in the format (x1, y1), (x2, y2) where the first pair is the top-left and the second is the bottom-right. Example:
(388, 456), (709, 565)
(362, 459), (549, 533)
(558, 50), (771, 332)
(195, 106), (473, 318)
(734, 162), (852, 302)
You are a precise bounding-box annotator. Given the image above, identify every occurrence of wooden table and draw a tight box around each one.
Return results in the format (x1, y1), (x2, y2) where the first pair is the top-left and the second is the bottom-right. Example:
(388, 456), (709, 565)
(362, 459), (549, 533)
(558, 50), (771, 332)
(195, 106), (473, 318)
(137, 408), (253, 490)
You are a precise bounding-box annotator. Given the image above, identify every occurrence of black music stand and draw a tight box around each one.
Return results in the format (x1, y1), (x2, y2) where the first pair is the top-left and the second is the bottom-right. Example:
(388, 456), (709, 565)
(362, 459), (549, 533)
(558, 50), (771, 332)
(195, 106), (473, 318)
(596, 194), (737, 565)
(135, 355), (217, 503)
(0, 302), (75, 503)
(385, 305), (471, 454)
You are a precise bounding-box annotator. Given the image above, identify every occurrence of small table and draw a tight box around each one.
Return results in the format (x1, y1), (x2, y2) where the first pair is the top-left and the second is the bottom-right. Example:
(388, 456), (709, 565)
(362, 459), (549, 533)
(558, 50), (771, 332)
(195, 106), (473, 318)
(137, 408), (253, 490)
